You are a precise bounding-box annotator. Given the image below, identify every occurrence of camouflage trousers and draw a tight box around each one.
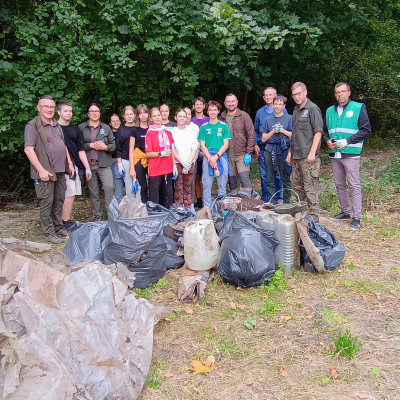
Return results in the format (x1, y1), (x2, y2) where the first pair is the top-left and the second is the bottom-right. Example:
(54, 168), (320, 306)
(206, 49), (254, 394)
(292, 157), (321, 221)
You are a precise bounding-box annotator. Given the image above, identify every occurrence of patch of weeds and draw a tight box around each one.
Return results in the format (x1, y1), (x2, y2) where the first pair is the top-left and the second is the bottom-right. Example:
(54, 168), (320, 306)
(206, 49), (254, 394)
(320, 377), (331, 384)
(264, 264), (290, 293)
(312, 327), (319, 333)
(391, 267), (398, 271)
(146, 363), (166, 390)
(132, 287), (150, 299)
(370, 367), (380, 377)
(363, 259), (373, 266)
(325, 291), (337, 299)
(204, 331), (211, 339)
(318, 177), (340, 214)
(156, 277), (168, 287)
(321, 307), (347, 325)
(331, 329), (362, 359)
(343, 280), (355, 287)
(218, 341), (245, 356)
(169, 314), (176, 321)
(244, 314), (257, 330)
(257, 299), (280, 317)
(221, 309), (237, 319)
(346, 262), (355, 270)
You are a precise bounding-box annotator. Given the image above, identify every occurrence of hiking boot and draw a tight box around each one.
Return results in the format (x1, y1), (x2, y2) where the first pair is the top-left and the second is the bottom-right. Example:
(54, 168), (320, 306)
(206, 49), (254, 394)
(331, 212), (351, 220)
(56, 228), (68, 237)
(45, 233), (63, 244)
(350, 217), (361, 231)
(195, 198), (203, 210)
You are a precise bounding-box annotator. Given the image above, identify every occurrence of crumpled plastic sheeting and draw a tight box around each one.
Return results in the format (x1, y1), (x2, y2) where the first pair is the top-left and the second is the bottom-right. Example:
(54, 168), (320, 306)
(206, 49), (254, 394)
(0, 246), (161, 400)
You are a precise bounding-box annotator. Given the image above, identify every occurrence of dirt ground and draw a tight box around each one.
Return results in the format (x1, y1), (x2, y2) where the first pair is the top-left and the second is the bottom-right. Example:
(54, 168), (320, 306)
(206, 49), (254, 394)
(0, 153), (399, 400)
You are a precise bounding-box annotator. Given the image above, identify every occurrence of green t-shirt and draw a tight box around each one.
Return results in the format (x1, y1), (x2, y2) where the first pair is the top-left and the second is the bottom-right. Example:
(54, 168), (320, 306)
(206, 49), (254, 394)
(198, 121), (231, 151)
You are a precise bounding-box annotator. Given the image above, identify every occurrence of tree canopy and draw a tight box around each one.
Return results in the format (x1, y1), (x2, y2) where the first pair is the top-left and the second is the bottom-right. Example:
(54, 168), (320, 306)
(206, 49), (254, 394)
(1, 0), (399, 154)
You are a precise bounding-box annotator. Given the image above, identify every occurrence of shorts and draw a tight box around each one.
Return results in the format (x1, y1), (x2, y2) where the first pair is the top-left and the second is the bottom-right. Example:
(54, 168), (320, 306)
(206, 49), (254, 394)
(65, 166), (82, 197)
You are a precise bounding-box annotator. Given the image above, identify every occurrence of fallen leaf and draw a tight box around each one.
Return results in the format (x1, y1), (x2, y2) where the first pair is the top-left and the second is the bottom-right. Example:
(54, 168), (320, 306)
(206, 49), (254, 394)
(279, 315), (292, 323)
(306, 315), (315, 319)
(184, 307), (193, 314)
(329, 367), (339, 380)
(308, 280), (314, 285)
(236, 286), (244, 291)
(358, 395), (368, 399)
(163, 317), (172, 322)
(279, 367), (288, 376)
(260, 347), (267, 351)
(230, 302), (237, 309)
(164, 372), (173, 378)
(245, 379), (252, 385)
(362, 295), (373, 301)
(182, 346), (191, 353)
(186, 358), (215, 375)
(333, 279), (339, 288)
(237, 304), (246, 310)
(375, 293), (381, 299)
(213, 325), (219, 334)
(300, 371), (307, 375)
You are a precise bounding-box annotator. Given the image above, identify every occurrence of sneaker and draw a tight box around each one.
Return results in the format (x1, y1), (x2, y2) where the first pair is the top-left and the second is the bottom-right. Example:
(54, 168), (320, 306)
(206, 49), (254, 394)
(45, 233), (63, 244)
(331, 212), (351, 220)
(56, 228), (68, 237)
(350, 217), (361, 231)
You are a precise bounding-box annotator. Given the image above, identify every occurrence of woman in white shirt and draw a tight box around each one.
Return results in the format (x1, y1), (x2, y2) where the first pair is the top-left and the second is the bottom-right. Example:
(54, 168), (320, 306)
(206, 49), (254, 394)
(171, 109), (198, 209)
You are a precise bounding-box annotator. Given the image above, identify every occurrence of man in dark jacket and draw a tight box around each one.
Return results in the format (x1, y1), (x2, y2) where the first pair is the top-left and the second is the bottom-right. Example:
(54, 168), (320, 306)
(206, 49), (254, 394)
(220, 94), (255, 192)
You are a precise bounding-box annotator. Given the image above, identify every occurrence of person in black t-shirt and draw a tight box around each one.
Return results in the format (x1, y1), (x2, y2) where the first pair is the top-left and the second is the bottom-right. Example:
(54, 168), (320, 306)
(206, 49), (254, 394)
(57, 101), (92, 228)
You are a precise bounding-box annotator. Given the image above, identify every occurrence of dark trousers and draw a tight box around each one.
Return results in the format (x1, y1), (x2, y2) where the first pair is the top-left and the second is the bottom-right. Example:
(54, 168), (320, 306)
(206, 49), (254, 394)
(34, 173), (66, 235)
(149, 173), (173, 208)
(265, 150), (292, 203)
(135, 162), (149, 203)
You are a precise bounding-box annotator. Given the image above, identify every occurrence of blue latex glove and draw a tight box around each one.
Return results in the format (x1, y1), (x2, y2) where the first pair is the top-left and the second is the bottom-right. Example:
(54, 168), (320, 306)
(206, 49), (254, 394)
(243, 153), (251, 166)
(117, 162), (125, 178)
(131, 178), (139, 194)
(172, 165), (178, 180)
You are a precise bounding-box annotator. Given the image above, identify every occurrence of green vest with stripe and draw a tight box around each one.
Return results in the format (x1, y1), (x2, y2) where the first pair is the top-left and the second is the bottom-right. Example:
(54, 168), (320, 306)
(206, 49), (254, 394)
(326, 101), (364, 155)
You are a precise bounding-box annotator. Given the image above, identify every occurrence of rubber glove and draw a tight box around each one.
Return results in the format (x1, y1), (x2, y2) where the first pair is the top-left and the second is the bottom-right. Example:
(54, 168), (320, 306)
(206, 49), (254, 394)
(182, 167), (189, 175)
(160, 150), (172, 157)
(243, 153), (251, 166)
(117, 162), (125, 177)
(335, 139), (348, 149)
(131, 178), (139, 194)
(172, 165), (178, 180)
(181, 160), (192, 171)
(85, 168), (92, 181)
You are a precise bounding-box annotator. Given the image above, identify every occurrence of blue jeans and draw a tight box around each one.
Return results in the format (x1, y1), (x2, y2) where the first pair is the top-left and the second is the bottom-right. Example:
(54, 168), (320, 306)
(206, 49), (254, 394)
(259, 146), (282, 202)
(202, 156), (228, 208)
(265, 150), (291, 204)
(111, 159), (124, 200)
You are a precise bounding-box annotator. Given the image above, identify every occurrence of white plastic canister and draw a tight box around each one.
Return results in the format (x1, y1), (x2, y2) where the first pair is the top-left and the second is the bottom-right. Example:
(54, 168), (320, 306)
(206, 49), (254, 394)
(255, 210), (299, 274)
(184, 220), (220, 271)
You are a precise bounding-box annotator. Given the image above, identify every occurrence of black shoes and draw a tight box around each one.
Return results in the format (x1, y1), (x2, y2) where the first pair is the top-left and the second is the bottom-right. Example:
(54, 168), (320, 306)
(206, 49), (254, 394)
(62, 219), (75, 230)
(350, 218), (361, 231)
(331, 212), (351, 220)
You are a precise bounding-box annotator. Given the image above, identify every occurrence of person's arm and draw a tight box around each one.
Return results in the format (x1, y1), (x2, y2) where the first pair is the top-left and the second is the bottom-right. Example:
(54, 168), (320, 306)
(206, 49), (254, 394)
(24, 146), (53, 181)
(66, 148), (75, 177)
(254, 111), (261, 156)
(129, 136), (136, 179)
(307, 132), (322, 162)
(244, 114), (255, 153)
(347, 106), (371, 144)
(261, 129), (274, 143)
(307, 106), (323, 162)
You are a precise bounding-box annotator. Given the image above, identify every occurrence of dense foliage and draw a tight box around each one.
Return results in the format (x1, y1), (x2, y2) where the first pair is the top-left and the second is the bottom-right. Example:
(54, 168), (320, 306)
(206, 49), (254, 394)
(0, 0), (399, 155)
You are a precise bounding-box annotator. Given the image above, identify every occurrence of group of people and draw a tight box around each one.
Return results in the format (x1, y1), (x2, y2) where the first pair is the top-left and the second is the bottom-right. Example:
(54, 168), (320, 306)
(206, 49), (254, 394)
(24, 81), (370, 243)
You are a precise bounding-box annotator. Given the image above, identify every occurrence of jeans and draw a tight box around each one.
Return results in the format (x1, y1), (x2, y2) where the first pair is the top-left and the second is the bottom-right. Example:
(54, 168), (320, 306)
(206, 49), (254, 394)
(202, 156), (228, 208)
(259, 146), (282, 202)
(111, 159), (124, 200)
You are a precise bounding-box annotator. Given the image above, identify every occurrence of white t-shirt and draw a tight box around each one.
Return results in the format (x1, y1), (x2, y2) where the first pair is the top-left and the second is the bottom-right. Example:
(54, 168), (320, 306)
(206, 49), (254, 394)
(171, 125), (198, 163)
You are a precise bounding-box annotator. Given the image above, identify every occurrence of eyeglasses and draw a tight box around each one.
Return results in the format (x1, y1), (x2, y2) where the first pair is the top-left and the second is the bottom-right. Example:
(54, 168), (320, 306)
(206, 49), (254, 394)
(335, 90), (349, 95)
(39, 105), (55, 110)
(292, 90), (304, 98)
(88, 110), (100, 114)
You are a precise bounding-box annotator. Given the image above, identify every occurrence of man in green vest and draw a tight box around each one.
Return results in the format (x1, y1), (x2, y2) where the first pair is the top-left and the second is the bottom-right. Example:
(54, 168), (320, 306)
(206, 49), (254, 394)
(323, 82), (371, 231)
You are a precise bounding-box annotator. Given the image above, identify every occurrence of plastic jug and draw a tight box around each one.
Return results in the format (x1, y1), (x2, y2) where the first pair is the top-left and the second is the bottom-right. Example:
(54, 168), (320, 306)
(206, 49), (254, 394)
(255, 210), (299, 274)
(184, 220), (220, 271)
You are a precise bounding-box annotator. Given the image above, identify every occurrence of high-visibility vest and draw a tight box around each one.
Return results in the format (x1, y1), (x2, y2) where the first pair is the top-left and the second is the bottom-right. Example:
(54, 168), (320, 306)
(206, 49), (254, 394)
(326, 101), (364, 155)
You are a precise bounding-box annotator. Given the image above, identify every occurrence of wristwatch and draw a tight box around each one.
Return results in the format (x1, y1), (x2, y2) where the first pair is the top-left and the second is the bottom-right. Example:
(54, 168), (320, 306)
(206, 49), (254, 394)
(158, 152), (162, 157)
(68, 162), (73, 165)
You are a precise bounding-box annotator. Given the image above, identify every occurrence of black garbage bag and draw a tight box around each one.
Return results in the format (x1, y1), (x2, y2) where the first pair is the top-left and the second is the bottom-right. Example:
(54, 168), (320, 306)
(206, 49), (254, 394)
(218, 211), (279, 287)
(63, 221), (109, 265)
(164, 237), (184, 270)
(210, 195), (225, 221)
(146, 201), (196, 225)
(103, 198), (168, 288)
(299, 215), (346, 271)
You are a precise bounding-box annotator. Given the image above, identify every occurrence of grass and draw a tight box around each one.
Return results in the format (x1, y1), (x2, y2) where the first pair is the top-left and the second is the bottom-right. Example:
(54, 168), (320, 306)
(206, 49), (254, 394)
(146, 363), (166, 390)
(331, 329), (362, 359)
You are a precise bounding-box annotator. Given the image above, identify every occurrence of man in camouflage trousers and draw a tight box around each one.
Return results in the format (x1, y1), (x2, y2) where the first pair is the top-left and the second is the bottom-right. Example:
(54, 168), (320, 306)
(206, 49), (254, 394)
(286, 82), (323, 221)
